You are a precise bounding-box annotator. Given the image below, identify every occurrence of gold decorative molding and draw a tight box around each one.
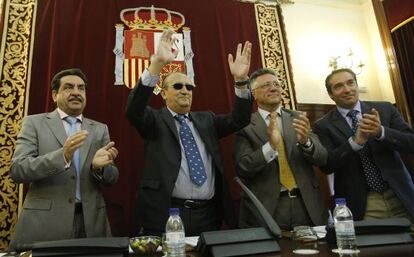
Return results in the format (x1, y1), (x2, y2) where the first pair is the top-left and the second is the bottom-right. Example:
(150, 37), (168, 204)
(0, 0), (36, 250)
(391, 16), (414, 33)
(255, 2), (295, 109)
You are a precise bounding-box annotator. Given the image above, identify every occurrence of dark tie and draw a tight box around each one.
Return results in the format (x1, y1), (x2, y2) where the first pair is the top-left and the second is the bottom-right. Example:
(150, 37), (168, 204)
(175, 115), (207, 186)
(347, 110), (386, 193)
(65, 116), (81, 200)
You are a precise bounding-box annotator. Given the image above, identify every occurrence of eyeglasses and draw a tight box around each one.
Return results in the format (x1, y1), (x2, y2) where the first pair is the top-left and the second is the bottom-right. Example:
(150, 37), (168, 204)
(255, 81), (281, 90)
(171, 83), (195, 91)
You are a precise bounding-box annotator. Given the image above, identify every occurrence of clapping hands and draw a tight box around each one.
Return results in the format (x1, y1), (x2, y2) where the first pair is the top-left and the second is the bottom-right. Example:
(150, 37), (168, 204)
(92, 142), (118, 170)
(293, 112), (311, 145)
(355, 108), (382, 145)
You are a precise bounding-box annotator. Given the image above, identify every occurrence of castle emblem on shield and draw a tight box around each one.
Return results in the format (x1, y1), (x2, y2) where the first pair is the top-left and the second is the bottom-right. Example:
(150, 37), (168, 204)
(113, 5), (195, 93)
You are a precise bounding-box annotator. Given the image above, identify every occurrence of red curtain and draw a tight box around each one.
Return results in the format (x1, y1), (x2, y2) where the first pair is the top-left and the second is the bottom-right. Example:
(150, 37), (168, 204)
(382, 0), (414, 30)
(28, 0), (261, 236)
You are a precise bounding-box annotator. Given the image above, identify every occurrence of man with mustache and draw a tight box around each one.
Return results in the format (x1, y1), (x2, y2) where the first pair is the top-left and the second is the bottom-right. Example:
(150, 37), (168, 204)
(233, 68), (328, 230)
(314, 68), (414, 222)
(9, 68), (119, 251)
(126, 30), (253, 236)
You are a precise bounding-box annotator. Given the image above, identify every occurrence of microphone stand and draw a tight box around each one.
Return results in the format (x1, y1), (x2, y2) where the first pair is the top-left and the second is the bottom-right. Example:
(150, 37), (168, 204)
(234, 176), (282, 238)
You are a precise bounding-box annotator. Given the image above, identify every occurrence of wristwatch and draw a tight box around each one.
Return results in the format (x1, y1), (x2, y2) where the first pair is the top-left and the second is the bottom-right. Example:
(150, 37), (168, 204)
(234, 79), (250, 87)
(300, 138), (313, 148)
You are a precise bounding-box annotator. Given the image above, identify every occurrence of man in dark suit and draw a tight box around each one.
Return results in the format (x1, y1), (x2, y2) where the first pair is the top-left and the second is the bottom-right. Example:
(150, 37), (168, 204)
(125, 30), (253, 236)
(314, 68), (414, 222)
(9, 68), (119, 251)
(233, 68), (328, 230)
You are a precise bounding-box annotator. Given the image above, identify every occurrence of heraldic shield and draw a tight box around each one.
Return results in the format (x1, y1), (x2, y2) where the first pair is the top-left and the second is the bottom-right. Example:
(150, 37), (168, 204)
(114, 5), (195, 93)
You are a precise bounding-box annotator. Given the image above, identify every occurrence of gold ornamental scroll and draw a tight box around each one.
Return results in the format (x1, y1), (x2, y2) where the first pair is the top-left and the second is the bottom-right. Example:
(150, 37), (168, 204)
(255, 2), (296, 110)
(0, 0), (37, 250)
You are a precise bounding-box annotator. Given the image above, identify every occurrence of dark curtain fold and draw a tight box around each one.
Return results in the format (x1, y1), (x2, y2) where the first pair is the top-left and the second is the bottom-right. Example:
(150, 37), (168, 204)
(391, 20), (414, 176)
(28, 0), (261, 236)
(391, 21), (414, 122)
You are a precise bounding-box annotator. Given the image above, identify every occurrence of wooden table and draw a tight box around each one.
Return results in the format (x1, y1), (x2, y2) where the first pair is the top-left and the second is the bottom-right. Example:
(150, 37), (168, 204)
(129, 236), (414, 257)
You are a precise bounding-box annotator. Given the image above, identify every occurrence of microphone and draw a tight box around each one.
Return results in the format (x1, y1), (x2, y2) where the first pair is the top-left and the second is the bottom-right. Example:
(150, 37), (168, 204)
(234, 176), (282, 238)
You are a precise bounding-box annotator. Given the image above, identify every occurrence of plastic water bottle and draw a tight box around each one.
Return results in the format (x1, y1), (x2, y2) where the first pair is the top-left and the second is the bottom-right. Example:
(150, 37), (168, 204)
(333, 198), (358, 253)
(165, 208), (185, 257)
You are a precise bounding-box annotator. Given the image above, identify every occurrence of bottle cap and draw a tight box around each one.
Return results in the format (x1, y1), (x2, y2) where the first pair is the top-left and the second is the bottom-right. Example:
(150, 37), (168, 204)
(335, 198), (346, 205)
(169, 207), (179, 216)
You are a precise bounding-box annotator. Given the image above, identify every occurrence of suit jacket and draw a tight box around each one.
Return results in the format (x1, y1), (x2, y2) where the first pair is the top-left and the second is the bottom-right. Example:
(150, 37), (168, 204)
(314, 101), (414, 220)
(233, 109), (328, 228)
(9, 110), (119, 251)
(125, 80), (253, 232)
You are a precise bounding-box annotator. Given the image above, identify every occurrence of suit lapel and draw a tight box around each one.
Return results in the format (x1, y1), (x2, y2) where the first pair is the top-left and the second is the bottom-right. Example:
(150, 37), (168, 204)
(281, 109), (296, 159)
(250, 112), (268, 144)
(161, 108), (179, 142)
(46, 110), (67, 146)
(80, 118), (95, 171)
(331, 109), (353, 138)
(360, 101), (371, 115)
(190, 113), (213, 155)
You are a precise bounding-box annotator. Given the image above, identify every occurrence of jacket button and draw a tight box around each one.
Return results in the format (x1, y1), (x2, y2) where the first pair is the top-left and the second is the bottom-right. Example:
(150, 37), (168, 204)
(71, 175), (75, 180)
(68, 198), (73, 204)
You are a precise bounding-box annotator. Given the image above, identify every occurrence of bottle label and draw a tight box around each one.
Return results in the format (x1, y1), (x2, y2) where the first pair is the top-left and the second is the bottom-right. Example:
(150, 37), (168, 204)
(334, 220), (355, 235)
(166, 232), (185, 244)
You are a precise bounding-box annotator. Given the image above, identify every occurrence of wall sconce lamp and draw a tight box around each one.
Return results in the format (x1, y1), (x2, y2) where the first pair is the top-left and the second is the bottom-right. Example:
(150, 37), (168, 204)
(328, 48), (365, 75)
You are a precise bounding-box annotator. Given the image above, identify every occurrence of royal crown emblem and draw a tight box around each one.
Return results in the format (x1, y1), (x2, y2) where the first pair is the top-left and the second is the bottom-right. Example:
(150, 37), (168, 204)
(113, 5), (194, 92)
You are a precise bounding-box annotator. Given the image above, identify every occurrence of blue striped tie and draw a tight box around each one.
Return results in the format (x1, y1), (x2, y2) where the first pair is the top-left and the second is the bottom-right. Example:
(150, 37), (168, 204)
(65, 116), (81, 201)
(175, 115), (207, 186)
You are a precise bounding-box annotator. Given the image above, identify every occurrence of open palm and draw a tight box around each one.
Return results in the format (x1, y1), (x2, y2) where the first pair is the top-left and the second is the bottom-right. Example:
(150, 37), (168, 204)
(153, 29), (178, 65)
(228, 41), (252, 81)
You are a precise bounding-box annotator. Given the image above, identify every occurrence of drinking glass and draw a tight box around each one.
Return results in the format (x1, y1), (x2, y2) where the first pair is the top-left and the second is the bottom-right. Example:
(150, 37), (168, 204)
(292, 225), (319, 255)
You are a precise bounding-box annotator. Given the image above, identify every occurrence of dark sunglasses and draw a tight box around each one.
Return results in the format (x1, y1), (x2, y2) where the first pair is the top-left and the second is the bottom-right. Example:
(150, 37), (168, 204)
(171, 83), (195, 91)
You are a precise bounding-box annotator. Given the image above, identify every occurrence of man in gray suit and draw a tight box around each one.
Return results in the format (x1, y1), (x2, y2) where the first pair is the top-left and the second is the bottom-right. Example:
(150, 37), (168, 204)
(9, 68), (119, 251)
(233, 68), (328, 230)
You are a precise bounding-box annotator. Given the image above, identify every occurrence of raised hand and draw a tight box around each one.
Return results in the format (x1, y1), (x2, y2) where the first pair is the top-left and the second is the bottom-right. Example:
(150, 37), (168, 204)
(268, 112), (281, 150)
(292, 112), (311, 145)
(228, 41), (252, 81)
(148, 29), (178, 75)
(63, 130), (88, 162)
(92, 142), (119, 170)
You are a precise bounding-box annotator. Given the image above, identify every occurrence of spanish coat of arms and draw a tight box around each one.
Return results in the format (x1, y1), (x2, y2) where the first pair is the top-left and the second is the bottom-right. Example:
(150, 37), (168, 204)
(113, 5), (195, 93)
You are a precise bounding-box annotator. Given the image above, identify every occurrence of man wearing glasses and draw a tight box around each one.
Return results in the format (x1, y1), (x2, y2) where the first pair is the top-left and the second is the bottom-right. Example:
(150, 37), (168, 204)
(125, 30), (253, 236)
(233, 68), (328, 231)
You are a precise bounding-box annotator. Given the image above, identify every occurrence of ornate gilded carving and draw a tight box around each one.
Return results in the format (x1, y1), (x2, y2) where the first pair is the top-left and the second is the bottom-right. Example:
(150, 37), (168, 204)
(0, 0), (36, 250)
(255, 3), (295, 109)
